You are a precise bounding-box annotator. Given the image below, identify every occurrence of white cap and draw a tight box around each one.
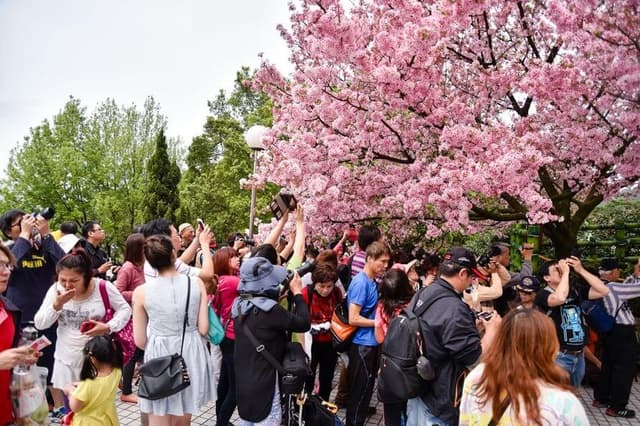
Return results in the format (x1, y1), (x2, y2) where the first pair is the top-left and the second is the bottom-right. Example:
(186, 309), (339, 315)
(58, 234), (80, 253)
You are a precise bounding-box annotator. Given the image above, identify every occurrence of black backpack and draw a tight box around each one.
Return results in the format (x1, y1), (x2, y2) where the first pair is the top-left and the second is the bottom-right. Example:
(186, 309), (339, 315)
(377, 288), (453, 403)
(336, 254), (355, 290)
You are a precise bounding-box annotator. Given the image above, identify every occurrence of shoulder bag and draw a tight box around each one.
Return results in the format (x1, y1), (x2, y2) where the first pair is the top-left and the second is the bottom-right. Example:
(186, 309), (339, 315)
(137, 276), (192, 400)
(240, 316), (311, 395)
(98, 280), (136, 365)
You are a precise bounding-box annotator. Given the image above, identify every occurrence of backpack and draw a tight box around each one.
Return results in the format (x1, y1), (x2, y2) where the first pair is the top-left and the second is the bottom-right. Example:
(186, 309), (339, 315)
(377, 288), (454, 403)
(581, 298), (627, 334)
(336, 255), (355, 290)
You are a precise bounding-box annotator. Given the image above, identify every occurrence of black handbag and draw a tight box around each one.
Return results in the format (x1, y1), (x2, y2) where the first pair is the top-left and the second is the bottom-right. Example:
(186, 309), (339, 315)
(301, 394), (343, 426)
(241, 318), (311, 395)
(137, 277), (192, 400)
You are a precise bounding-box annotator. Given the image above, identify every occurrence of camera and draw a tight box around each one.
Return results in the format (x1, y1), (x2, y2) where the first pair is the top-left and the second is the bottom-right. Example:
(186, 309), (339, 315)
(477, 245), (502, 268)
(281, 260), (316, 291)
(310, 322), (331, 335)
(269, 192), (297, 220)
(32, 207), (55, 221)
(234, 234), (255, 246)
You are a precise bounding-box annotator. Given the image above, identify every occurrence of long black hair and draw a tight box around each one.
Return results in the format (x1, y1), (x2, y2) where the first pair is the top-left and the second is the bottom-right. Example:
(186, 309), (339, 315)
(79, 335), (123, 380)
(380, 269), (415, 321)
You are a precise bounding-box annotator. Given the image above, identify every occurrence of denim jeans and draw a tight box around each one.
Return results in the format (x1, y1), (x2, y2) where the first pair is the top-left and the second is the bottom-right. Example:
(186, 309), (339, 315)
(406, 397), (448, 426)
(556, 351), (585, 387)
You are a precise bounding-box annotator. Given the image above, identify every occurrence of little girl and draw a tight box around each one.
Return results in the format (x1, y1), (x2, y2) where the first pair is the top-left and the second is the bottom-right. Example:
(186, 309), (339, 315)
(63, 336), (122, 425)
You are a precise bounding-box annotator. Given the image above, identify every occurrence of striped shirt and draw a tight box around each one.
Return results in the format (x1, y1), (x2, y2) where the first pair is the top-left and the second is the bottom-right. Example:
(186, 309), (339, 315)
(350, 250), (366, 277)
(602, 275), (640, 325)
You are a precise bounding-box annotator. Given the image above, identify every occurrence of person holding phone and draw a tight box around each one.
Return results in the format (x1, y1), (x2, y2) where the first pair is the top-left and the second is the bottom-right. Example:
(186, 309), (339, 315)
(34, 248), (131, 419)
(0, 244), (41, 425)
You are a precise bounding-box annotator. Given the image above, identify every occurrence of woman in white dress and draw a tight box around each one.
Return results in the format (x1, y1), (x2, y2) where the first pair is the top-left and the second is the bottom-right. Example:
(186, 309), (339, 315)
(133, 234), (215, 426)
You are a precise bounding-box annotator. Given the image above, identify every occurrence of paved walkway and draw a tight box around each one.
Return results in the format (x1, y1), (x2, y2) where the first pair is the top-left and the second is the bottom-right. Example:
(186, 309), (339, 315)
(116, 373), (640, 425)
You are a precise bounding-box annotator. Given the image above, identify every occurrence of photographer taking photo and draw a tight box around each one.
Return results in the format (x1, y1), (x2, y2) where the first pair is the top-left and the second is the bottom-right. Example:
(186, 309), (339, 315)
(232, 257), (310, 424)
(0, 208), (66, 413)
(535, 256), (609, 387)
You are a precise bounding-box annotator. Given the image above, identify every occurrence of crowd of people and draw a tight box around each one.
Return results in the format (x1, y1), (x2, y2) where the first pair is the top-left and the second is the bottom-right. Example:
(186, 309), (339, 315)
(0, 205), (639, 426)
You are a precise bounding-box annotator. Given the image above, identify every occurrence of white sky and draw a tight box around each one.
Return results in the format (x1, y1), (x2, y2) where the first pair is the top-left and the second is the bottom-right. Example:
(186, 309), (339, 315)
(0, 0), (293, 176)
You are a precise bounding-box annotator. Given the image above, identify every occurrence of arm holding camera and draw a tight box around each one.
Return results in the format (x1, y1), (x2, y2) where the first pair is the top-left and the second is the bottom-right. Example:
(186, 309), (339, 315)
(264, 208), (289, 247)
(567, 256), (609, 300)
(179, 222), (204, 265)
(291, 206), (306, 265)
(196, 225), (214, 280)
(279, 231), (295, 261)
(479, 262), (504, 301)
(546, 259), (571, 307)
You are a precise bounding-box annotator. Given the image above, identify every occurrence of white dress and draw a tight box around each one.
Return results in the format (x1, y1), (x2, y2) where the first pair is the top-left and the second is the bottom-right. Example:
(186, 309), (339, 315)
(138, 274), (216, 416)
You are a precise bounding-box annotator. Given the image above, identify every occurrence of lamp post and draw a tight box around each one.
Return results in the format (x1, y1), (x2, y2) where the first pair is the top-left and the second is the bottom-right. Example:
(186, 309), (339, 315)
(244, 125), (268, 239)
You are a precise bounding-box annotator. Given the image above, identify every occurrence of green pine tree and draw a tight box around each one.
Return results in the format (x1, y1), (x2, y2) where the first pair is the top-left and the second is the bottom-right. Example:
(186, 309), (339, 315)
(145, 128), (181, 222)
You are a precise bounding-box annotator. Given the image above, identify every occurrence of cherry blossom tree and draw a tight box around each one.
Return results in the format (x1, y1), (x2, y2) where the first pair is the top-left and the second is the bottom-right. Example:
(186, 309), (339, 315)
(254, 0), (639, 256)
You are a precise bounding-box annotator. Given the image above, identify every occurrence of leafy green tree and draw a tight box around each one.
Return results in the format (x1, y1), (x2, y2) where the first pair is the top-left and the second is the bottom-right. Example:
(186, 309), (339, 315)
(0, 96), (167, 258)
(179, 67), (279, 240)
(145, 129), (181, 222)
(0, 97), (99, 222)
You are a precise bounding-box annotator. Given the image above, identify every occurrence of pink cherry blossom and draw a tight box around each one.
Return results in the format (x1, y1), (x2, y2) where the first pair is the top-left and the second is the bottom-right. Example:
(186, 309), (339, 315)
(253, 0), (639, 255)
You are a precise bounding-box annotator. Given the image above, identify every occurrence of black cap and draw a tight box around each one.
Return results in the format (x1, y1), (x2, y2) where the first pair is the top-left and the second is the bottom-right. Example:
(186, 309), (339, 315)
(443, 247), (484, 279)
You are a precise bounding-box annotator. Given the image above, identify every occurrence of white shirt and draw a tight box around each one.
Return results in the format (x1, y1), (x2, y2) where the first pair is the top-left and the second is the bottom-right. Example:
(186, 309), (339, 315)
(144, 259), (200, 279)
(34, 279), (131, 368)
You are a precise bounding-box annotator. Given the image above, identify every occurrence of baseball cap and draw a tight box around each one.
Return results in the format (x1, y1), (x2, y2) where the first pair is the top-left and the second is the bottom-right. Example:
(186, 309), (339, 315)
(178, 223), (192, 235)
(58, 234), (80, 253)
(443, 247), (485, 279)
(516, 276), (540, 293)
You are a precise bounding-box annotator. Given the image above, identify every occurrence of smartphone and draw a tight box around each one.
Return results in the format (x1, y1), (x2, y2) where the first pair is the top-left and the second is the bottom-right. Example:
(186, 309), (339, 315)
(474, 311), (493, 321)
(197, 218), (205, 231)
(30, 335), (52, 351)
(80, 320), (96, 333)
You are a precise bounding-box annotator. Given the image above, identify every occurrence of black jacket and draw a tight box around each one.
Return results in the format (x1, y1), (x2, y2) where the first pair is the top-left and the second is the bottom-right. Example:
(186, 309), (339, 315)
(233, 294), (310, 422)
(417, 278), (482, 425)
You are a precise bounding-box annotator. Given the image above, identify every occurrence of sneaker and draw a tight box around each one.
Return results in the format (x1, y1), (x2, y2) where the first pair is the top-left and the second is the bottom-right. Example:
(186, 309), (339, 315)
(605, 407), (636, 418)
(592, 400), (608, 408)
(49, 406), (68, 424)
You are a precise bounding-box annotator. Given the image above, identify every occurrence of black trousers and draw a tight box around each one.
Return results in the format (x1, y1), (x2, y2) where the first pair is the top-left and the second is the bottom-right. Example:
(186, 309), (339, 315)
(383, 401), (407, 426)
(122, 347), (145, 395)
(346, 343), (379, 426)
(216, 338), (237, 426)
(305, 340), (338, 401)
(594, 324), (638, 409)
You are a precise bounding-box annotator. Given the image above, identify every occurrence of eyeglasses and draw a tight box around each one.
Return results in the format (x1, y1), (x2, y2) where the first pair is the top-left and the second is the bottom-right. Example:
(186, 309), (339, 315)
(0, 262), (14, 272)
(10, 220), (21, 229)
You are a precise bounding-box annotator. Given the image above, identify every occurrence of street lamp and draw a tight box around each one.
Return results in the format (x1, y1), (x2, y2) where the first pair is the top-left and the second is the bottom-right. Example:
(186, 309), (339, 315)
(244, 125), (268, 239)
